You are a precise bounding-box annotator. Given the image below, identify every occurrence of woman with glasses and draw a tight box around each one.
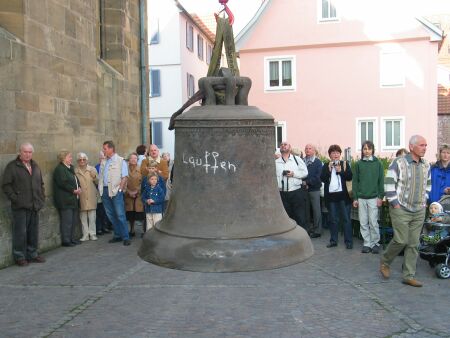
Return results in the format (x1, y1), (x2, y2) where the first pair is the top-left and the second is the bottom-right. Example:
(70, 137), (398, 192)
(321, 144), (353, 249)
(75, 152), (99, 241)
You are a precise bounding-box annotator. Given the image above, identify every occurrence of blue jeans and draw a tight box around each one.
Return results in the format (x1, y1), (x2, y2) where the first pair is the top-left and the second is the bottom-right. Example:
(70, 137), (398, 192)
(101, 187), (129, 240)
(328, 200), (352, 245)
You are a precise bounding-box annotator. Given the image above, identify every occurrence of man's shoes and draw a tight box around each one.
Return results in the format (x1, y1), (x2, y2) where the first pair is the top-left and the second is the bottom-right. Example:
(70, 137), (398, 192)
(380, 262), (390, 279)
(109, 237), (122, 243)
(30, 256), (46, 263)
(16, 259), (29, 267)
(62, 242), (75, 247)
(123, 239), (131, 246)
(346, 243), (353, 249)
(402, 278), (423, 287)
(80, 236), (89, 242)
(90, 235), (98, 241)
(371, 245), (380, 254)
(71, 240), (81, 245)
(103, 229), (111, 234)
(96, 231), (104, 236)
(310, 233), (321, 238)
(361, 246), (371, 253)
(326, 242), (337, 248)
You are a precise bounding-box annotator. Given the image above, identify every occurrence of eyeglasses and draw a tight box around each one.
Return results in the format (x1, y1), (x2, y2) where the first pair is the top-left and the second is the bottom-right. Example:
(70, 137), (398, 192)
(78, 158), (87, 161)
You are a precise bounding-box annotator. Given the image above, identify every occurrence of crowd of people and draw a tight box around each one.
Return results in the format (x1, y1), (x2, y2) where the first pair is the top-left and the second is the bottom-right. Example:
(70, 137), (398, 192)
(2, 136), (449, 287)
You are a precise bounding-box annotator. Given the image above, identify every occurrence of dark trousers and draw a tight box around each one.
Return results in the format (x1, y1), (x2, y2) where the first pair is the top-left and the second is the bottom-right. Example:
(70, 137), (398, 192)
(280, 188), (307, 229)
(11, 209), (39, 261)
(328, 200), (352, 245)
(59, 208), (78, 244)
(96, 202), (111, 232)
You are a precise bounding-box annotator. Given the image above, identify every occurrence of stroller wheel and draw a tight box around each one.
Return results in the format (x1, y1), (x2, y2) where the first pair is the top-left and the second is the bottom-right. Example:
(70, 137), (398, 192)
(435, 264), (450, 279)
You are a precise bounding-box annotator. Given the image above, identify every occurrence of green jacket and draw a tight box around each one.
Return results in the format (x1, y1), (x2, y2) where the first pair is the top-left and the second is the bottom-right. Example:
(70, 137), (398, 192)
(53, 162), (78, 209)
(352, 157), (384, 200)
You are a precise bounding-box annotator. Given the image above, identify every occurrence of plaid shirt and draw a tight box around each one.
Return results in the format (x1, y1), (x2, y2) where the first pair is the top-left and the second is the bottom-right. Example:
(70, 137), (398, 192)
(384, 153), (431, 212)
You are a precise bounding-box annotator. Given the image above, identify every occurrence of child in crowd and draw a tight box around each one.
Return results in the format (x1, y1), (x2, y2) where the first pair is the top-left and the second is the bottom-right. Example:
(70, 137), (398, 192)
(141, 160), (166, 196)
(141, 173), (165, 231)
(422, 202), (450, 244)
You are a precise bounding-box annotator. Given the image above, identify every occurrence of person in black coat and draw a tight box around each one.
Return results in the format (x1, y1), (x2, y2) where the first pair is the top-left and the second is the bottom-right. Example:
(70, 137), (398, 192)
(53, 150), (81, 247)
(2, 143), (46, 266)
(321, 144), (353, 249)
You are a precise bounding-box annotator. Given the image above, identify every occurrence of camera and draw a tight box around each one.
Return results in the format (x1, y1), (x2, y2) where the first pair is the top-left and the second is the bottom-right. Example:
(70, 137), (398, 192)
(332, 160), (340, 166)
(282, 170), (290, 176)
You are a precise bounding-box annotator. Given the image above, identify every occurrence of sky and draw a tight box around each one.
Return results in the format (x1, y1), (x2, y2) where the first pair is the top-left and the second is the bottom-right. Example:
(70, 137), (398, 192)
(179, 0), (450, 36)
(179, 0), (263, 35)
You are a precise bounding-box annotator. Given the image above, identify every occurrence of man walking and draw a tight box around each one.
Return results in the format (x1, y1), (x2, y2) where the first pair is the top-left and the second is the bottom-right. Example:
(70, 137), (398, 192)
(303, 144), (323, 238)
(98, 141), (130, 246)
(380, 135), (430, 287)
(276, 142), (308, 229)
(2, 143), (46, 266)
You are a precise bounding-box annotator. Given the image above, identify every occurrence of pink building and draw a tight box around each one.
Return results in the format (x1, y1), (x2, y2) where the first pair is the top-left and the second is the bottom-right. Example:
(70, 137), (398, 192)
(236, 0), (443, 160)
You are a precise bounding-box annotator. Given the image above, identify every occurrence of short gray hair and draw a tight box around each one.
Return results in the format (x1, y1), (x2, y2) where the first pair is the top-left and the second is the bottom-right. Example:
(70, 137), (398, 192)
(19, 142), (34, 152)
(409, 135), (423, 146)
(77, 152), (88, 161)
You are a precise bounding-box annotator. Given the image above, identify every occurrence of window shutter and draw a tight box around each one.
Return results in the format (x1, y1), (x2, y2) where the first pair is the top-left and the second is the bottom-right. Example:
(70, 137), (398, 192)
(151, 69), (161, 97)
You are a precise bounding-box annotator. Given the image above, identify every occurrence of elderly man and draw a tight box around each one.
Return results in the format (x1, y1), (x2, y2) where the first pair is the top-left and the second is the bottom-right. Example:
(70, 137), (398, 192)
(140, 144), (169, 181)
(380, 135), (431, 287)
(303, 144), (323, 238)
(98, 141), (130, 246)
(276, 142), (309, 229)
(2, 143), (46, 266)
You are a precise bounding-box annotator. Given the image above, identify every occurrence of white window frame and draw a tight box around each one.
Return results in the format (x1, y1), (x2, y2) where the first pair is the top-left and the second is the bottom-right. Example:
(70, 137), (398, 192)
(197, 34), (204, 60)
(186, 22), (193, 51)
(355, 118), (378, 152)
(318, 0), (339, 23)
(380, 50), (405, 88)
(187, 73), (195, 98)
(381, 116), (405, 151)
(275, 121), (287, 150)
(264, 56), (296, 92)
(206, 44), (212, 65)
(150, 18), (159, 44)
(150, 68), (161, 97)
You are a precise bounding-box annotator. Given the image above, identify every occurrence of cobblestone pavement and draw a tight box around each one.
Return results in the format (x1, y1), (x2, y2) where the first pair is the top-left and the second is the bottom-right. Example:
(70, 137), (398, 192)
(0, 229), (449, 338)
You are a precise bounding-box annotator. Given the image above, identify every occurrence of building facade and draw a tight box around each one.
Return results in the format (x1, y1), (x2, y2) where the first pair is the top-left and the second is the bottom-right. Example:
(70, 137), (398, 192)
(236, 0), (441, 160)
(148, 0), (214, 157)
(0, 0), (148, 267)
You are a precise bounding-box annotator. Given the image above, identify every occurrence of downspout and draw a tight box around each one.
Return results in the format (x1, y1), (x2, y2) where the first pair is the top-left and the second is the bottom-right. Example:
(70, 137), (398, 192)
(139, 0), (148, 144)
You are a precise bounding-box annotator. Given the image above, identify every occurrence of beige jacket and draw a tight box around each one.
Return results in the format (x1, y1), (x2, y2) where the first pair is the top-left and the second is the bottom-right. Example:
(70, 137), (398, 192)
(75, 165), (98, 211)
(98, 154), (125, 197)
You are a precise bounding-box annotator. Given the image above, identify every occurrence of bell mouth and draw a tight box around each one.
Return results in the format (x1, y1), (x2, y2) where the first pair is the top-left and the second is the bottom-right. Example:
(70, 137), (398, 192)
(138, 225), (314, 273)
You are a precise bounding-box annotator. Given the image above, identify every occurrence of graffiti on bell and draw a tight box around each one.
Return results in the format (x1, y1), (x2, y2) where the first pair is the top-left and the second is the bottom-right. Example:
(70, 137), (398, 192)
(182, 151), (237, 174)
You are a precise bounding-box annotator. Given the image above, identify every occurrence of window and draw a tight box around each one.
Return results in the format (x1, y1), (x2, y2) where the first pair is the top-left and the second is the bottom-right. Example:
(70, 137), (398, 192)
(380, 50), (405, 87)
(356, 118), (378, 151)
(319, 0), (338, 21)
(97, 0), (106, 58)
(151, 121), (163, 149)
(150, 18), (159, 44)
(275, 121), (287, 149)
(150, 69), (161, 97)
(206, 44), (213, 65)
(264, 56), (296, 91)
(381, 117), (405, 150)
(186, 23), (193, 51)
(187, 73), (195, 98)
(197, 35), (204, 60)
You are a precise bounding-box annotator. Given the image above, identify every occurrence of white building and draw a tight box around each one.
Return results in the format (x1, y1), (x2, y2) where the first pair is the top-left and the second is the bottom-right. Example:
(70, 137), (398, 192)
(148, 0), (215, 156)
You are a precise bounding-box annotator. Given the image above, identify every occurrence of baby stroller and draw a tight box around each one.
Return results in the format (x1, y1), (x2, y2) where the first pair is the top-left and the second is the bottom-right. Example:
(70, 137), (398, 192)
(419, 196), (450, 279)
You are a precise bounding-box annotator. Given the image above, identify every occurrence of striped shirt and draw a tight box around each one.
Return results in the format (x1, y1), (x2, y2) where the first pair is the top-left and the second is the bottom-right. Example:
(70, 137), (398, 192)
(384, 154), (431, 212)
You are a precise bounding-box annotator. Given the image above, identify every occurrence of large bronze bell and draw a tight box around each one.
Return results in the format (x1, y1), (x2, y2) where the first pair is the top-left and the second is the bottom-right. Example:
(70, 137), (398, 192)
(138, 76), (313, 272)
